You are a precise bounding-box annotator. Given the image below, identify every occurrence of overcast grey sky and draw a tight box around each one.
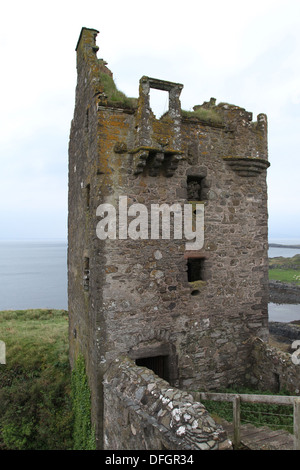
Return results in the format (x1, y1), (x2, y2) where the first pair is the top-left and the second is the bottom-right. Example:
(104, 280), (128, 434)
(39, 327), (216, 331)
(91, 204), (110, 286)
(0, 0), (299, 240)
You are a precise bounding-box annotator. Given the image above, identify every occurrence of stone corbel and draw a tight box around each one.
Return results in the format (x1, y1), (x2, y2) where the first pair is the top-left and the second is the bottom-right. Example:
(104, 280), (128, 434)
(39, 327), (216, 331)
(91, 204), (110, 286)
(222, 156), (270, 177)
(131, 148), (149, 175)
(130, 146), (184, 176)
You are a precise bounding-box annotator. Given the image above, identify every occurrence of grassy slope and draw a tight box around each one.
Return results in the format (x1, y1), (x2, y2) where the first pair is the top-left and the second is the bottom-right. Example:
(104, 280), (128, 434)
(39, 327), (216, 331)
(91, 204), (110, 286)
(0, 309), (69, 367)
(269, 254), (300, 285)
(0, 309), (72, 450)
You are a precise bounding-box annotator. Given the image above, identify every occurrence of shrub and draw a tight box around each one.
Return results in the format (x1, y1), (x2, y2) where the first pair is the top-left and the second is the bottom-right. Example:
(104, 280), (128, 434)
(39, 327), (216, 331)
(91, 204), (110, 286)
(201, 387), (293, 434)
(0, 309), (73, 450)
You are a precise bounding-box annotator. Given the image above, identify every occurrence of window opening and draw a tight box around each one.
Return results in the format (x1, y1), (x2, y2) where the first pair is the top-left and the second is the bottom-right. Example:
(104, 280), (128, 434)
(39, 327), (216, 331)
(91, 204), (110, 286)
(187, 258), (204, 282)
(149, 88), (169, 119)
(136, 355), (169, 381)
(187, 175), (205, 201)
(83, 257), (90, 291)
(274, 373), (280, 393)
(86, 184), (90, 210)
(85, 107), (89, 132)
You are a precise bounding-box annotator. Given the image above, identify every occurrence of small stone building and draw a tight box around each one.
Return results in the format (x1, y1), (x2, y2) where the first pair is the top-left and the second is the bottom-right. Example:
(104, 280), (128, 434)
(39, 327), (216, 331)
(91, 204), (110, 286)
(68, 27), (270, 448)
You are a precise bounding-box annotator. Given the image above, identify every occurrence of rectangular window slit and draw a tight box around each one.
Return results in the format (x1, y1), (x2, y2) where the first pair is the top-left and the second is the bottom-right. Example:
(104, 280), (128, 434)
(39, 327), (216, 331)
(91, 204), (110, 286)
(85, 107), (89, 132)
(83, 257), (90, 291)
(187, 258), (204, 282)
(86, 184), (90, 210)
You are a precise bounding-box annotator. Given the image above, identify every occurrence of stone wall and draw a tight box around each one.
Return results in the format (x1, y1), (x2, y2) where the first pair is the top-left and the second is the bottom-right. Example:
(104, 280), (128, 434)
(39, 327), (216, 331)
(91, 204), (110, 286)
(68, 28), (106, 437)
(247, 338), (300, 395)
(103, 356), (232, 450)
(269, 322), (300, 342)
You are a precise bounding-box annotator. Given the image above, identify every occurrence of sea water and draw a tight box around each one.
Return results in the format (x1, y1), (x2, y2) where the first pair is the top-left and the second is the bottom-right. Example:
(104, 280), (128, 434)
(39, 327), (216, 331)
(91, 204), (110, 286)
(0, 240), (67, 311)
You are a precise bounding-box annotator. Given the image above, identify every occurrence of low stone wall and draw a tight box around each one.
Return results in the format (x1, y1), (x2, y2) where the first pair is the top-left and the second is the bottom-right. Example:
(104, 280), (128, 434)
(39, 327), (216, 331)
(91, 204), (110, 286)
(269, 280), (300, 304)
(103, 356), (232, 450)
(269, 322), (300, 343)
(247, 337), (300, 395)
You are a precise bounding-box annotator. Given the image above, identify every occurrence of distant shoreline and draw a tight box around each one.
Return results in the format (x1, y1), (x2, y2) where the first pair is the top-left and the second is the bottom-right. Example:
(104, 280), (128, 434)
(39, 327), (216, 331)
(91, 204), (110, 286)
(269, 243), (300, 249)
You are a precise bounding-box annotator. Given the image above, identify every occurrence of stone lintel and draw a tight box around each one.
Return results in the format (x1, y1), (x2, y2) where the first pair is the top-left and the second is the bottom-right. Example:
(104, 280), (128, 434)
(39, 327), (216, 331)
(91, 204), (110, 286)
(129, 146), (184, 155)
(141, 76), (183, 92)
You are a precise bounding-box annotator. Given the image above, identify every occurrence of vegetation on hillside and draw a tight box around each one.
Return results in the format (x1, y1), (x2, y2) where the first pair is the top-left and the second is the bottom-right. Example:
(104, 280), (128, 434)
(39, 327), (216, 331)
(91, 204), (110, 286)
(269, 254), (300, 285)
(0, 309), (95, 450)
(0, 309), (72, 449)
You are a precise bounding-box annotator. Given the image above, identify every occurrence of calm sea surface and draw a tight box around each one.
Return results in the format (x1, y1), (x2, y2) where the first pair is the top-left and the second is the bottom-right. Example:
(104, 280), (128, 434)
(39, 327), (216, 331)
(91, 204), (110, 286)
(0, 239), (299, 321)
(0, 240), (67, 311)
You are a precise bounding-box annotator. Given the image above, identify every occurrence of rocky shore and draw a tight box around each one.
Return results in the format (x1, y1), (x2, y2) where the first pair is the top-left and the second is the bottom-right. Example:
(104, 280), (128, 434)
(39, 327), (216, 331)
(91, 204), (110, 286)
(269, 320), (300, 342)
(269, 280), (300, 304)
(268, 320), (300, 354)
(268, 279), (300, 348)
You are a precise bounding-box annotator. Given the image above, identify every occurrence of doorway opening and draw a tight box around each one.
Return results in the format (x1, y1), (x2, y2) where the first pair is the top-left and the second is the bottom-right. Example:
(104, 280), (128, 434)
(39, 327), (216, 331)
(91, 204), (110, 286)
(136, 355), (169, 381)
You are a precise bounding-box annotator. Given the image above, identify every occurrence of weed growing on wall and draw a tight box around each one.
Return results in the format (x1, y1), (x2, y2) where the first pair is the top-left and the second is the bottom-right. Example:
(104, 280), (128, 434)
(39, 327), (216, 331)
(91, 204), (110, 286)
(181, 108), (223, 125)
(71, 355), (96, 450)
(99, 72), (137, 109)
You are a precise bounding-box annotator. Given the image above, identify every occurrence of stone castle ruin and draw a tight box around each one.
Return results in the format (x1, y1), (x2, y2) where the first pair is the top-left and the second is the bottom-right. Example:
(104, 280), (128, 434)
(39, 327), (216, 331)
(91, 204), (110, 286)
(68, 28), (299, 450)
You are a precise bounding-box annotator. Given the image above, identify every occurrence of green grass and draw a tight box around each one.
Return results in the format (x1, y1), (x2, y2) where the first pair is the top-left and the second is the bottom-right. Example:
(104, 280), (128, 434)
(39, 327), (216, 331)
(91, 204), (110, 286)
(0, 309), (73, 450)
(99, 72), (137, 109)
(181, 108), (223, 125)
(0, 309), (69, 368)
(269, 268), (300, 285)
(269, 255), (300, 285)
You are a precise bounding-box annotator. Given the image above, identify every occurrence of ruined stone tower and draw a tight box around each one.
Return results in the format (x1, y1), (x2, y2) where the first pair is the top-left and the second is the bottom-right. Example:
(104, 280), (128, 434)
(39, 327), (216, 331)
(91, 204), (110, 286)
(68, 27), (270, 449)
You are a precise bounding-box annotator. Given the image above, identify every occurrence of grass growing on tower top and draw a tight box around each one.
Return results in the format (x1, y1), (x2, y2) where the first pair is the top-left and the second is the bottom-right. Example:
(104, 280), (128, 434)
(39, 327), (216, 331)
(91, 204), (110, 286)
(99, 72), (137, 109)
(181, 108), (223, 125)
